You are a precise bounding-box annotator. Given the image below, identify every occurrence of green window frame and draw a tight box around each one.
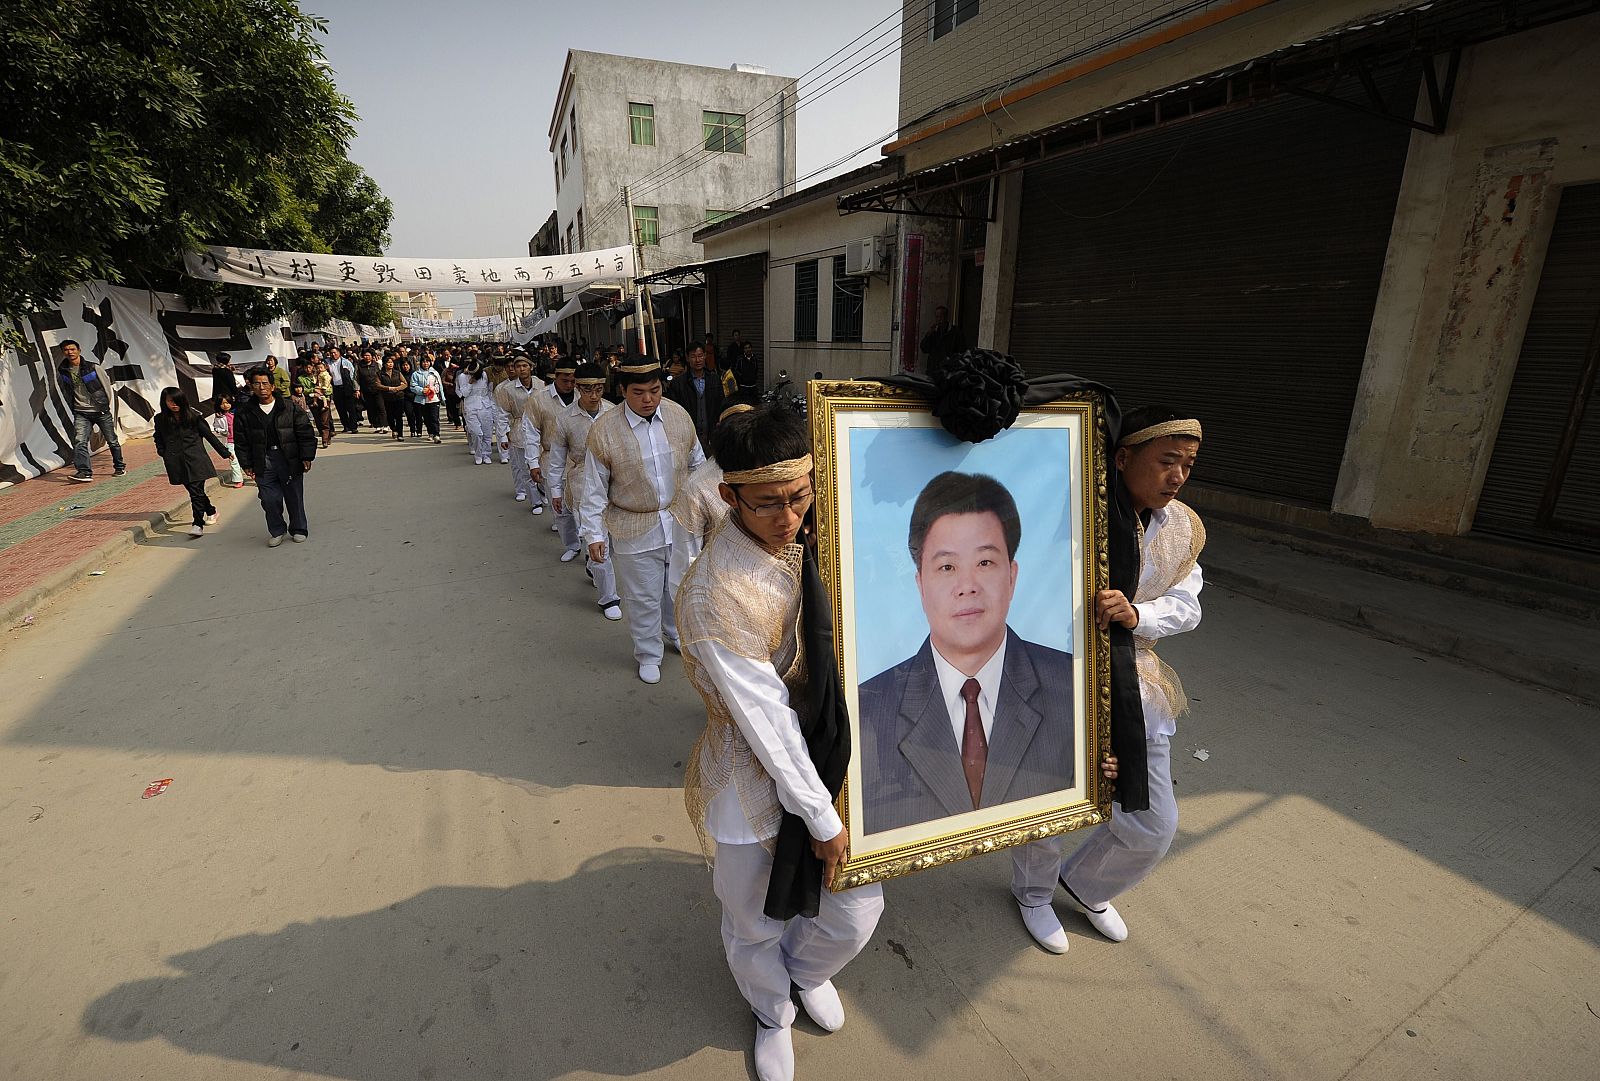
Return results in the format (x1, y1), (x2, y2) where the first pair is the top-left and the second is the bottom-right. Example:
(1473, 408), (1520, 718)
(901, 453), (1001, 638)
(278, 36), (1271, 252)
(702, 110), (746, 154)
(633, 205), (659, 246)
(629, 102), (655, 146)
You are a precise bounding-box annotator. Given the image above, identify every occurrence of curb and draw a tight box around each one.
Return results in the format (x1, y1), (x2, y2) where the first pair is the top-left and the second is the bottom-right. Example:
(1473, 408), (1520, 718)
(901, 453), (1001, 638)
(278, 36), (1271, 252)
(1207, 564), (1598, 707)
(1, 487), (196, 632)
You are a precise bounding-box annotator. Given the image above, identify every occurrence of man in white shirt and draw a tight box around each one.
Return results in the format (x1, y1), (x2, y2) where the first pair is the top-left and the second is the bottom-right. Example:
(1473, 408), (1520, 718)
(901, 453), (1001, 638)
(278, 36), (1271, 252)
(1010, 406), (1204, 949)
(578, 360), (702, 684)
(493, 356), (543, 503)
(547, 363), (622, 617)
(679, 405), (881, 1081)
(522, 359), (578, 532)
(325, 346), (359, 433)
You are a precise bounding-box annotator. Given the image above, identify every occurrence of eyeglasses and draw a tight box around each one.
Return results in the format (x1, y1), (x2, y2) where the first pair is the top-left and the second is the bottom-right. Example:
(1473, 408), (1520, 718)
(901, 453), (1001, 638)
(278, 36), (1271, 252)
(735, 488), (815, 520)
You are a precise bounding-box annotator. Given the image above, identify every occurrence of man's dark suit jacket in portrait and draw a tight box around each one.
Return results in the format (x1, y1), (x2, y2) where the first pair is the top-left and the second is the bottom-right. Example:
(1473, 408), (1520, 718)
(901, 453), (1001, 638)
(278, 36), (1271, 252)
(858, 628), (1075, 835)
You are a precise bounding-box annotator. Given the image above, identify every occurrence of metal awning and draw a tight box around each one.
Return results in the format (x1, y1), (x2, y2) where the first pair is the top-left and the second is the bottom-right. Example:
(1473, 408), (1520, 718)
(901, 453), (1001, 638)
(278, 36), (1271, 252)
(842, 0), (1599, 219)
(635, 253), (766, 288)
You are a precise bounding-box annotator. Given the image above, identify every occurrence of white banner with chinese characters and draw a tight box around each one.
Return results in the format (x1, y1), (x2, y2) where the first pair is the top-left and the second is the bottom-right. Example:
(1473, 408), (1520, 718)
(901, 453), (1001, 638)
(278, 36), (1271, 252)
(402, 315), (506, 339)
(183, 245), (637, 292)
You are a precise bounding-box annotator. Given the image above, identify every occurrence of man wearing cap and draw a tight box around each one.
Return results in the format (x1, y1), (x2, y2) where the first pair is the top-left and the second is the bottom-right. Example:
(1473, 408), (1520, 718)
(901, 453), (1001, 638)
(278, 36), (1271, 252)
(1008, 405), (1205, 951)
(578, 357), (703, 684)
(519, 357), (578, 522)
(547, 363), (623, 619)
(493, 355), (544, 503)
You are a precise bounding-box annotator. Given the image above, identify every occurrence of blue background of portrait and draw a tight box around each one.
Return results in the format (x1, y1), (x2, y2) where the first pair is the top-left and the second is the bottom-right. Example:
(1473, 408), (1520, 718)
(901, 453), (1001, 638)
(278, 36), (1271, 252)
(849, 422), (1077, 682)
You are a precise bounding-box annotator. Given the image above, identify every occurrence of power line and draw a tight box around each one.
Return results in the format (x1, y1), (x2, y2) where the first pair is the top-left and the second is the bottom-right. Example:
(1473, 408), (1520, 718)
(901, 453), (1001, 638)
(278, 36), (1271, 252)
(583, 7), (917, 242)
(648, 123), (900, 250)
(583, 9), (903, 234)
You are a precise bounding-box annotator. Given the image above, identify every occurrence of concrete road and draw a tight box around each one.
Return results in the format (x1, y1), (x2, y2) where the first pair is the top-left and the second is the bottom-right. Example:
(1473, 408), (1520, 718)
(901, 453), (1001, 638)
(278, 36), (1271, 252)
(3, 427), (1597, 1081)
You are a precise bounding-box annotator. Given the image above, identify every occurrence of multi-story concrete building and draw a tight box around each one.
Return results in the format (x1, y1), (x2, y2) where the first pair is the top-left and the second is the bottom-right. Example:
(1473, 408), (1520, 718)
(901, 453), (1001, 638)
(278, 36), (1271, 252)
(547, 50), (798, 275)
(386, 292), (447, 321)
(847, 0), (1600, 563)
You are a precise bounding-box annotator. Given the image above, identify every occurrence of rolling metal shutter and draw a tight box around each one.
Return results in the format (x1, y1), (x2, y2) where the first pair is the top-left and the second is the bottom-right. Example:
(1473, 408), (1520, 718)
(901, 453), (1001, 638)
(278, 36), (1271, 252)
(1007, 81), (1416, 505)
(708, 253), (766, 380)
(1474, 182), (1600, 553)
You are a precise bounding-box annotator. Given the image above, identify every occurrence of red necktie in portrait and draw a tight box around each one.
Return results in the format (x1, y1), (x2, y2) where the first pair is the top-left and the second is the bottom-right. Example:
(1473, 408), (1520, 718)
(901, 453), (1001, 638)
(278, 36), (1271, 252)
(960, 677), (987, 809)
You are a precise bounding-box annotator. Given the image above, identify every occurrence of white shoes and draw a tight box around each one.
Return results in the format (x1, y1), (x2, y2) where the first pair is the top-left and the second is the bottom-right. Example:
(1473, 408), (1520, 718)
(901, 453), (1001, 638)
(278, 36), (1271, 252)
(638, 664), (661, 684)
(1061, 883), (1128, 942)
(798, 980), (845, 1033)
(530, 504), (544, 515)
(549, 521), (558, 532)
(432, 435), (441, 444)
(267, 534), (285, 547)
(603, 604), (623, 621)
(290, 533), (307, 543)
(188, 524), (204, 538)
(560, 547), (581, 562)
(753, 1022), (794, 1081)
(202, 511), (218, 525)
(664, 635), (681, 654)
(1018, 902), (1069, 954)
(515, 492), (527, 502)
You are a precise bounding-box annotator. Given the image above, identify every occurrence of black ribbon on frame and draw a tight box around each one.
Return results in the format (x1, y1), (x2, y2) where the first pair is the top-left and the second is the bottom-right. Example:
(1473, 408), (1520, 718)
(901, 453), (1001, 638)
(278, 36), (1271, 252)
(871, 349), (1151, 813)
(763, 542), (852, 920)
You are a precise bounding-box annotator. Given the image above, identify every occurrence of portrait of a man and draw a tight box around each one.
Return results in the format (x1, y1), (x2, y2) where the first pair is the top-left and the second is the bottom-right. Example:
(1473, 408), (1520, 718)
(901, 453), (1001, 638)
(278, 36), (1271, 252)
(858, 470), (1075, 835)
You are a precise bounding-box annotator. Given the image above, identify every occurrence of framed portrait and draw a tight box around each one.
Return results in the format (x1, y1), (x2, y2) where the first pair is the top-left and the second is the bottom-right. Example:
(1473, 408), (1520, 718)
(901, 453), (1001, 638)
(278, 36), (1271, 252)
(809, 381), (1113, 891)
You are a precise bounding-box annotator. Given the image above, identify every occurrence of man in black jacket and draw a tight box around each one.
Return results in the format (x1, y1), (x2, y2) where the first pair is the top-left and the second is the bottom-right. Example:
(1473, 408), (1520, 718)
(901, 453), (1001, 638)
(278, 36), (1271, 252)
(666, 340), (724, 445)
(234, 366), (317, 546)
(56, 340), (127, 482)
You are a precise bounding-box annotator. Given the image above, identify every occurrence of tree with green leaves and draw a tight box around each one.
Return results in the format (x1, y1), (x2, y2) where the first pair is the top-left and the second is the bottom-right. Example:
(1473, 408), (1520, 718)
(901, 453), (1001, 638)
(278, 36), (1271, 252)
(0, 0), (395, 336)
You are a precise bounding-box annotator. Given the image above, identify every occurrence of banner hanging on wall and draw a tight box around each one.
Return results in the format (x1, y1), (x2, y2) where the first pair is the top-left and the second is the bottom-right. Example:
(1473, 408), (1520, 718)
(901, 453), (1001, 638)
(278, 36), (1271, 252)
(184, 244), (636, 292)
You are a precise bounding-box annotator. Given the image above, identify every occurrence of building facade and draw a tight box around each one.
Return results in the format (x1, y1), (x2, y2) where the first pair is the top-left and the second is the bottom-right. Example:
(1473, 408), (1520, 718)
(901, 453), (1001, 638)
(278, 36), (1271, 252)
(851, 0), (1600, 556)
(693, 162), (900, 384)
(547, 50), (798, 275)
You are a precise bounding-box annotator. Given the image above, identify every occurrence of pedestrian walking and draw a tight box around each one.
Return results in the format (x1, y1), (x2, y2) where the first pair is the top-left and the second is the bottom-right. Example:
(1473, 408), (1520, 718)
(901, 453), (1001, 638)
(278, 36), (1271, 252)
(678, 405), (881, 1081)
(442, 349), (464, 430)
(295, 358), (335, 448)
(578, 358), (703, 684)
(326, 346), (360, 433)
(493, 355), (544, 500)
(356, 348), (386, 432)
(458, 362), (496, 464)
(266, 355), (291, 398)
(208, 393), (245, 488)
(153, 387), (231, 539)
(409, 356), (444, 444)
(1009, 405), (1205, 952)
(399, 358), (423, 437)
(55, 339), (127, 482)
(233, 365), (317, 546)
(210, 352), (240, 406)
(378, 356), (409, 440)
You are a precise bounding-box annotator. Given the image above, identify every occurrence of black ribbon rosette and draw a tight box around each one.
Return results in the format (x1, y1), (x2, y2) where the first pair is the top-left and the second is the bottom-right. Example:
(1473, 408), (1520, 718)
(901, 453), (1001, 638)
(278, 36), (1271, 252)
(927, 348), (1027, 443)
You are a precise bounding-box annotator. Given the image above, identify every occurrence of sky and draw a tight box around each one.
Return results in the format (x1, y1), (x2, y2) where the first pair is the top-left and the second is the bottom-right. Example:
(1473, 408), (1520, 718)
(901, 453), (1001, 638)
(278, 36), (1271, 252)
(308, 0), (902, 313)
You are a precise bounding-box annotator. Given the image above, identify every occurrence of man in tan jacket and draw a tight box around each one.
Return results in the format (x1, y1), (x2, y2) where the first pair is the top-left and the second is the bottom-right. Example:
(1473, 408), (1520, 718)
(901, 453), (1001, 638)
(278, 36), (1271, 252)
(577, 358), (703, 684)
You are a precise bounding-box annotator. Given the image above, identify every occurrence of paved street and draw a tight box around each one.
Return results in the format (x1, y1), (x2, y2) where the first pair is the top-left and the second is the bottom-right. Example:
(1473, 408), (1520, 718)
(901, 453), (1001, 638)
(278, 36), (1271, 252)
(2, 428), (1597, 1081)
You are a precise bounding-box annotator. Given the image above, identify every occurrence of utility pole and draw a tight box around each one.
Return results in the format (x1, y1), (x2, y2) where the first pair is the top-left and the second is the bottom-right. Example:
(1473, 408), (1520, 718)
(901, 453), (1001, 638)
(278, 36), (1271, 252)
(622, 184), (647, 356)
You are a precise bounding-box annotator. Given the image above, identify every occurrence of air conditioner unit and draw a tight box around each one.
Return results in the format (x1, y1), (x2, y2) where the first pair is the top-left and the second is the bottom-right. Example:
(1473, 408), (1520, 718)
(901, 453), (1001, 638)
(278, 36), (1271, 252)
(843, 235), (886, 276)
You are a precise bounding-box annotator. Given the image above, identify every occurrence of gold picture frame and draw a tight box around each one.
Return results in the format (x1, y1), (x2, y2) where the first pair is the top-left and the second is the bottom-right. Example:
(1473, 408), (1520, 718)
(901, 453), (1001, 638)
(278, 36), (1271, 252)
(809, 380), (1113, 891)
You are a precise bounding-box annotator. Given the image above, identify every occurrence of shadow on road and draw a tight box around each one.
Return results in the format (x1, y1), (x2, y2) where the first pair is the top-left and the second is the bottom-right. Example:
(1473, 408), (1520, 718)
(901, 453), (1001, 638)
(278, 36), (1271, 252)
(82, 848), (752, 1081)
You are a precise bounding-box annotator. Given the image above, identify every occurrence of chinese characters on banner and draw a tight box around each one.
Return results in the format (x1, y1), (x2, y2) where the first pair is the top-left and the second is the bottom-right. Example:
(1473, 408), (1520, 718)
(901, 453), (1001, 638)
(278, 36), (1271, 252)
(401, 315), (506, 339)
(183, 245), (637, 292)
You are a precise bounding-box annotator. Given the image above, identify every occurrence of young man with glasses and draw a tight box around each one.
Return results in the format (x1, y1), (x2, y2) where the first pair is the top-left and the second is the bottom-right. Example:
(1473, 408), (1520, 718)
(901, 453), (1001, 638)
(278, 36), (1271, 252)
(678, 404), (880, 1081)
(578, 358), (703, 684)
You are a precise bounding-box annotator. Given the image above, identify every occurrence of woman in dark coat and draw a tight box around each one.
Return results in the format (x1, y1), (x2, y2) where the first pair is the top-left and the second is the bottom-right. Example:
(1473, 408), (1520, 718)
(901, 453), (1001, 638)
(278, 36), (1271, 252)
(377, 356), (409, 440)
(153, 386), (232, 539)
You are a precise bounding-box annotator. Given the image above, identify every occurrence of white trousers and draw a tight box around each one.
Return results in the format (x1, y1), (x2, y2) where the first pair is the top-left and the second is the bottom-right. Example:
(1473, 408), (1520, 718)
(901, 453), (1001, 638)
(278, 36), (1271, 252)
(588, 550), (619, 609)
(611, 544), (674, 665)
(1011, 734), (1177, 909)
(508, 444), (533, 498)
(493, 412), (510, 458)
(713, 841), (884, 1030)
(464, 406), (495, 460)
(556, 503), (580, 550)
